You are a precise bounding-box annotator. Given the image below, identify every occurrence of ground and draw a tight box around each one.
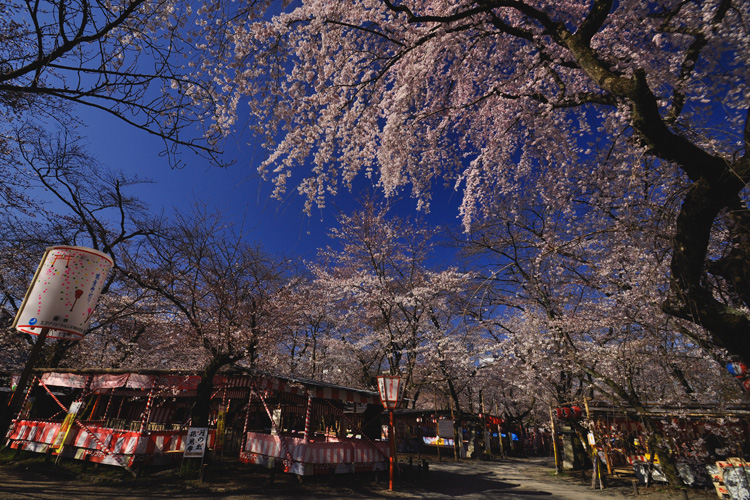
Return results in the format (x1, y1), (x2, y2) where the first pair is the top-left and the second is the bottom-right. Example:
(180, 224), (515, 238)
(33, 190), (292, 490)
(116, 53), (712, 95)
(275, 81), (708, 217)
(0, 452), (709, 499)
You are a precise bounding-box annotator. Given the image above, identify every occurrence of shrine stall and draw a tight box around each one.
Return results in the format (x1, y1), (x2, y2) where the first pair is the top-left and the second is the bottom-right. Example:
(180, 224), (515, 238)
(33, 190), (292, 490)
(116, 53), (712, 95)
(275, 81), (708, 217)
(391, 410), (516, 459)
(555, 401), (750, 492)
(5, 370), (213, 468)
(392, 410), (456, 455)
(236, 374), (390, 476)
(5, 369), (389, 475)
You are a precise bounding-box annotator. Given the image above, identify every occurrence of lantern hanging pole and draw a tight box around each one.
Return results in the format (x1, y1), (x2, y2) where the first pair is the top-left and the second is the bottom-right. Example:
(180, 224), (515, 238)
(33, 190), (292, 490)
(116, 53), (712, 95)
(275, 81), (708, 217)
(389, 407), (396, 490)
(377, 373), (403, 492)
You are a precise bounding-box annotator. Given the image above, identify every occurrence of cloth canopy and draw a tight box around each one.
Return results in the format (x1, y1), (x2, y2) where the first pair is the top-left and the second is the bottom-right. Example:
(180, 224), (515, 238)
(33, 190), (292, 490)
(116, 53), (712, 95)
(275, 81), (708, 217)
(37, 371), (378, 405)
(40, 372), (202, 391)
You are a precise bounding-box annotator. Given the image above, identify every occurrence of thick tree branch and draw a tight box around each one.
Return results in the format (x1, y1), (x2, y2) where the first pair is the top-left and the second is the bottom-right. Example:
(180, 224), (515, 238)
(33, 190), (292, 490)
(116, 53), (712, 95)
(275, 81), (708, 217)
(575, 0), (613, 43)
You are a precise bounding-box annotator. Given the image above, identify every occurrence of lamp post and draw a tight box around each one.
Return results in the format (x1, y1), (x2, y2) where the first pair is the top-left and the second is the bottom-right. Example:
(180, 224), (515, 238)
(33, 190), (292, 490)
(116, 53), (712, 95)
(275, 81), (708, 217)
(377, 374), (403, 491)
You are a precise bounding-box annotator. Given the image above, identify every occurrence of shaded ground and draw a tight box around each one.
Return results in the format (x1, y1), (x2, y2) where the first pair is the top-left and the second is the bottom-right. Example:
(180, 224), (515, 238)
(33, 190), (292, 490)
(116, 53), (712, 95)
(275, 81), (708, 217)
(0, 450), (712, 499)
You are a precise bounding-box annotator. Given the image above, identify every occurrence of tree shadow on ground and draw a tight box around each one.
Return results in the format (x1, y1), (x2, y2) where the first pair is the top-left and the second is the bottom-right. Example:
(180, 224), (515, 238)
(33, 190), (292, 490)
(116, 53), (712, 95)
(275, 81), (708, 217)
(2, 449), (558, 499)
(401, 466), (552, 497)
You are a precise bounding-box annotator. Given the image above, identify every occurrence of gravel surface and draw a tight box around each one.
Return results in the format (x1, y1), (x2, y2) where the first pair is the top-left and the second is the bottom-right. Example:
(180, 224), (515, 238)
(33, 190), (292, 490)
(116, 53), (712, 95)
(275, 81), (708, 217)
(0, 454), (714, 499)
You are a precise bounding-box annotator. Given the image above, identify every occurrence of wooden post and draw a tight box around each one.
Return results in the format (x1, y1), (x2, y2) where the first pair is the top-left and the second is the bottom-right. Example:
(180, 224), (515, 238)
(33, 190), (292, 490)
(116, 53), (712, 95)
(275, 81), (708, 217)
(479, 391), (489, 458)
(549, 406), (561, 474)
(447, 394), (458, 461)
(436, 417), (442, 461)
(583, 398), (606, 489)
(498, 423), (505, 458)
(241, 391), (252, 454)
(88, 393), (102, 420)
(138, 386), (155, 434)
(0, 327), (50, 439)
(434, 387), (441, 461)
(103, 388), (115, 421)
(303, 393), (313, 442)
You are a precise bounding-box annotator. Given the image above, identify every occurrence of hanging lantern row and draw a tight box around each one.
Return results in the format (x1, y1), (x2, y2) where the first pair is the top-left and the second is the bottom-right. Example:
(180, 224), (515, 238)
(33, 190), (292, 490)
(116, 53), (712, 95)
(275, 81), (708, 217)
(479, 413), (504, 426)
(554, 405), (583, 420)
(727, 362), (748, 378)
(726, 363), (750, 393)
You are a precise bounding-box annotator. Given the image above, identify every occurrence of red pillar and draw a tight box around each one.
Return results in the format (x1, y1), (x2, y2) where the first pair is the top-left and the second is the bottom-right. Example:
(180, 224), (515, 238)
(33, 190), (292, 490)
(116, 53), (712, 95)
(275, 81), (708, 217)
(389, 408), (396, 491)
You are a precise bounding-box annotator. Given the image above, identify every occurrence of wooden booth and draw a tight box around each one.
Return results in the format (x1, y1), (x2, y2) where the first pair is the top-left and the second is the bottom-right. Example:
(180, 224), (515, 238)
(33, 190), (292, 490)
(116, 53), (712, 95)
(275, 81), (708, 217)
(552, 400), (750, 495)
(392, 410), (521, 459)
(238, 374), (390, 476)
(5, 369), (389, 476)
(6, 370), (212, 469)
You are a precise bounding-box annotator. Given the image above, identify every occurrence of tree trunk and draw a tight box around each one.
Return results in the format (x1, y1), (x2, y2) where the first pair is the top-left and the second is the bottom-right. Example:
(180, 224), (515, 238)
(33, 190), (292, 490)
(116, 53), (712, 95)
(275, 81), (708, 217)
(643, 422), (684, 488)
(191, 353), (233, 427)
(663, 174), (750, 368)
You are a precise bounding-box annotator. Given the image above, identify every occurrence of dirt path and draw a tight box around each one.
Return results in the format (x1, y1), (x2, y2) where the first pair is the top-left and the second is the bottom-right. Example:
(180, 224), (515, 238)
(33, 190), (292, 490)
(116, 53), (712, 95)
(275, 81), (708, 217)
(0, 456), (709, 499)
(403, 457), (700, 499)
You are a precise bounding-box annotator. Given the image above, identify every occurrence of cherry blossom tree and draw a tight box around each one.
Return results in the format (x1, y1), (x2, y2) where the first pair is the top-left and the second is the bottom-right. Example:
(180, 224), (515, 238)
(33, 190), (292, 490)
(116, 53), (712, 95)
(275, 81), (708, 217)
(270, 273), (338, 379)
(63, 285), (207, 371)
(458, 151), (742, 482)
(307, 199), (471, 402)
(119, 206), (291, 425)
(209, 0), (750, 369)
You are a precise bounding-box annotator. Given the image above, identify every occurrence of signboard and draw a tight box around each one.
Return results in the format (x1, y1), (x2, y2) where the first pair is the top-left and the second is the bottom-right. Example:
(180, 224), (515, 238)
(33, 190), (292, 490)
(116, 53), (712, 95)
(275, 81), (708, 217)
(438, 419), (455, 439)
(587, 432), (596, 446)
(184, 427), (208, 458)
(13, 246), (113, 340)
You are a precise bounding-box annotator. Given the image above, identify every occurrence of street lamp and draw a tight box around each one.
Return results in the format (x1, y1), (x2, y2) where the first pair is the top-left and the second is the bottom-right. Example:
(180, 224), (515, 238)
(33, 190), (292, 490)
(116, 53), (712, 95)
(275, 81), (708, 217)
(377, 374), (404, 491)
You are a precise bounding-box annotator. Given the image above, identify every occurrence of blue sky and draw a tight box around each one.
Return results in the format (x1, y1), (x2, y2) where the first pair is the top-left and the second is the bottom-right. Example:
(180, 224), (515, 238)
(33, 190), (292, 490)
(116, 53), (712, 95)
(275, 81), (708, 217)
(74, 106), (464, 265)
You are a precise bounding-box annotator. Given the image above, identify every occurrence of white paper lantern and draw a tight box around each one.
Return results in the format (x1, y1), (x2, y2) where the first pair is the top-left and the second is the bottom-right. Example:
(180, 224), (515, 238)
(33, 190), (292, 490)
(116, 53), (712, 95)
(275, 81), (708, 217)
(377, 374), (404, 410)
(12, 246), (113, 340)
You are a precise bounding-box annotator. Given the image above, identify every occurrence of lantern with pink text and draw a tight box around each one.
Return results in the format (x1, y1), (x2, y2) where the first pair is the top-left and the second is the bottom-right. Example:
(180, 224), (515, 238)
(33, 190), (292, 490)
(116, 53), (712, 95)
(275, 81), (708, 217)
(12, 245), (113, 340)
(377, 373), (403, 492)
(377, 374), (404, 410)
(0, 245), (113, 438)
